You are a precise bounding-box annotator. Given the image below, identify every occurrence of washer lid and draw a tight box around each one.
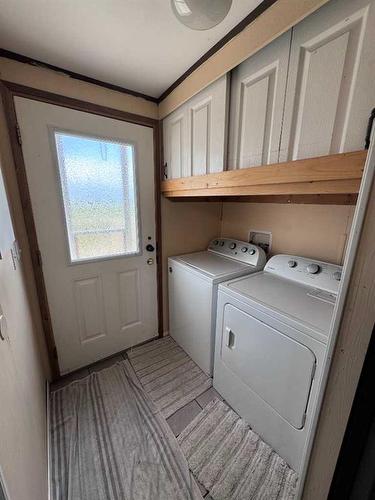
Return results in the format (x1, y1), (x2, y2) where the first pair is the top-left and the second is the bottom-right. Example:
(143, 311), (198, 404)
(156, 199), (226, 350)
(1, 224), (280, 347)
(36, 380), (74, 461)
(224, 272), (336, 335)
(175, 251), (252, 278)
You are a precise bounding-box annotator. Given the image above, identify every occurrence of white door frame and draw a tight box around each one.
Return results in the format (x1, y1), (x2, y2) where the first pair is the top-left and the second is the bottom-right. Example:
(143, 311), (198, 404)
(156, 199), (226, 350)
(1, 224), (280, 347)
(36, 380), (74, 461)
(0, 80), (163, 379)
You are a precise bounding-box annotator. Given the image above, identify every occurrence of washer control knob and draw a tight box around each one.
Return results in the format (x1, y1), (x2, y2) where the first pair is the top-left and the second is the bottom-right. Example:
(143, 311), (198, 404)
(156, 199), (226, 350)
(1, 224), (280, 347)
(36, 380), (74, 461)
(333, 271), (342, 281)
(306, 263), (320, 274)
(213, 240), (219, 246)
(288, 260), (297, 268)
(249, 249), (256, 255)
(241, 247), (248, 253)
(219, 241), (225, 246)
(229, 242), (237, 249)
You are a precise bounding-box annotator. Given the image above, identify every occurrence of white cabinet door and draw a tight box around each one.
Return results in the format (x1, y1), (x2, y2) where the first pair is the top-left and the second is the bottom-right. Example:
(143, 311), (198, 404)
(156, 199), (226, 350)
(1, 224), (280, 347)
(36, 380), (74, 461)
(163, 108), (188, 179)
(228, 31), (291, 169)
(163, 75), (228, 178)
(280, 0), (375, 161)
(186, 75), (229, 176)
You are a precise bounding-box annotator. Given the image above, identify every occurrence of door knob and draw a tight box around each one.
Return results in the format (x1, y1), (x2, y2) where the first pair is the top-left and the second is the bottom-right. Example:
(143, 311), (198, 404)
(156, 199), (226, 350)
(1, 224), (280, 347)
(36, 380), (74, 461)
(147, 258), (154, 265)
(146, 244), (155, 252)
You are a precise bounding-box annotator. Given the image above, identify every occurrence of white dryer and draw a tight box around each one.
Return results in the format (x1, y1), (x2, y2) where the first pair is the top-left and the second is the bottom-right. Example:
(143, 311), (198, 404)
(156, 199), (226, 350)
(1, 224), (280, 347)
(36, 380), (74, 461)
(213, 254), (342, 472)
(168, 238), (266, 376)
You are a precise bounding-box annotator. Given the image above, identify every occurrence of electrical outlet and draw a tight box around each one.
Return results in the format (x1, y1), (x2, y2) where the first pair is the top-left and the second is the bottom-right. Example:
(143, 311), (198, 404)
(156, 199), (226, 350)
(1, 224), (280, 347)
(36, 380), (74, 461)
(249, 230), (272, 255)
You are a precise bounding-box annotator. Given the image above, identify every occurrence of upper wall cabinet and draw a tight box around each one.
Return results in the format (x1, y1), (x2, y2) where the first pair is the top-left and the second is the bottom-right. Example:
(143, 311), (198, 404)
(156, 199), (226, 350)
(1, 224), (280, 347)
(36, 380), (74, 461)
(228, 31), (291, 170)
(162, 0), (373, 184)
(163, 75), (229, 179)
(279, 0), (375, 161)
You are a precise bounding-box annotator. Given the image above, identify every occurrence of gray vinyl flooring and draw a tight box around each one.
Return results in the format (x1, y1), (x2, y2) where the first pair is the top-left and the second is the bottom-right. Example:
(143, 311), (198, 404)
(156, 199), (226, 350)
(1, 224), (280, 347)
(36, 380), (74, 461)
(51, 351), (223, 498)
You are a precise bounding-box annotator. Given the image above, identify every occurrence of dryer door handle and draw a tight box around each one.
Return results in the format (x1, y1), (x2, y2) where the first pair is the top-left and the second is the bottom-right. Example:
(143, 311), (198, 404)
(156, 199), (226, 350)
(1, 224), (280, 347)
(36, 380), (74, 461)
(225, 327), (236, 349)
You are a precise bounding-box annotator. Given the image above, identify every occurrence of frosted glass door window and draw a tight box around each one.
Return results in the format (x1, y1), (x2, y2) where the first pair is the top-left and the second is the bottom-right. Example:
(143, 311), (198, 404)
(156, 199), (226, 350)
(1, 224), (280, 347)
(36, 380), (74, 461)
(54, 132), (139, 262)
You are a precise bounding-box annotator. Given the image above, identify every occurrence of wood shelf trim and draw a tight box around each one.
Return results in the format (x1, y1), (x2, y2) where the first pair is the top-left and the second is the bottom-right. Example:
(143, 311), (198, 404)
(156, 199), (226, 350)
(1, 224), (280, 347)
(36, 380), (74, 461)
(164, 179), (361, 197)
(161, 151), (366, 198)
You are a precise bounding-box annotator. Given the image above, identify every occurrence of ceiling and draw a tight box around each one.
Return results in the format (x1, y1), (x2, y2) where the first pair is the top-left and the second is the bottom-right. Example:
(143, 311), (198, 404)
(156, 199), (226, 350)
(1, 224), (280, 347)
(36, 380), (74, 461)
(0, 0), (264, 98)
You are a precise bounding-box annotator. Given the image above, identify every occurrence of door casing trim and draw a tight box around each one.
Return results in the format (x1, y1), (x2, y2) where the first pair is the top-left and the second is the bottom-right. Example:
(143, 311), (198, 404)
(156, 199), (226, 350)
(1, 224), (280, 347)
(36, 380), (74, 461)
(0, 80), (163, 379)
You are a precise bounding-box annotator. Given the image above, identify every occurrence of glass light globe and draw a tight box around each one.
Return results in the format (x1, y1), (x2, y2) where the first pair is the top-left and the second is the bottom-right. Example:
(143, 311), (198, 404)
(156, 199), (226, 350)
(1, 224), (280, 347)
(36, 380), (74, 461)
(171, 0), (233, 31)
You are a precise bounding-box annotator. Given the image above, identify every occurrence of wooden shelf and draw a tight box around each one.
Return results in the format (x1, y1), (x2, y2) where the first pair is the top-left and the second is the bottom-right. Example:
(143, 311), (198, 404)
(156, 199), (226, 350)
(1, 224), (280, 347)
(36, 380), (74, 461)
(161, 151), (366, 203)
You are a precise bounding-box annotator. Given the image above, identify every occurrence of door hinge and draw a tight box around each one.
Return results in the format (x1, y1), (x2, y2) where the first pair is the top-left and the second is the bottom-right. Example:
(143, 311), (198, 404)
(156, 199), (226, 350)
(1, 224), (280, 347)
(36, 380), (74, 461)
(15, 123), (22, 146)
(36, 249), (43, 267)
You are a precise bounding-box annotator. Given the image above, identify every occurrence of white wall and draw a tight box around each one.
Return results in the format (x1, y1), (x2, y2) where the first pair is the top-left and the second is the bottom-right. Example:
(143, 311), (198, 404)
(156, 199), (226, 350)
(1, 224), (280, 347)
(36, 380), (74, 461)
(0, 248), (49, 500)
(0, 57), (158, 119)
(161, 198), (222, 331)
(0, 114), (49, 498)
(220, 202), (355, 264)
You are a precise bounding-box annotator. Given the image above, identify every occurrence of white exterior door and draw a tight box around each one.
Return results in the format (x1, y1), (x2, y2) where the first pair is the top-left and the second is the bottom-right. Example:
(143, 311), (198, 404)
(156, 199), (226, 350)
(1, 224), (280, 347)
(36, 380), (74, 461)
(15, 98), (158, 374)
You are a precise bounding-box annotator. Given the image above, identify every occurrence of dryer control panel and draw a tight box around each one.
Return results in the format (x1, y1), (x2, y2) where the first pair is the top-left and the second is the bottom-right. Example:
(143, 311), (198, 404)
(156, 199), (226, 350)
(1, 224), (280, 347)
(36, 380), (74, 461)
(265, 254), (342, 294)
(208, 238), (266, 268)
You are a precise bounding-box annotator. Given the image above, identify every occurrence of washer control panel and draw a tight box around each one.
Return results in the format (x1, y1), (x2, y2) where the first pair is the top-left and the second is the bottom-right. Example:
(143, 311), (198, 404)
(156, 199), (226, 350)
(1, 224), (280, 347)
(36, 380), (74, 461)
(208, 238), (266, 268)
(265, 254), (343, 294)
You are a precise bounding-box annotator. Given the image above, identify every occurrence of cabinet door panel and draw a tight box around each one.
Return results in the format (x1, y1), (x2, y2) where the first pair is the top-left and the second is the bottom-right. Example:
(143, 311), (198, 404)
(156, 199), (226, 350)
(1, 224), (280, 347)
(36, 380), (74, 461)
(191, 97), (211, 176)
(280, 0), (375, 161)
(187, 75), (229, 175)
(163, 75), (228, 179)
(228, 31), (291, 169)
(163, 110), (188, 179)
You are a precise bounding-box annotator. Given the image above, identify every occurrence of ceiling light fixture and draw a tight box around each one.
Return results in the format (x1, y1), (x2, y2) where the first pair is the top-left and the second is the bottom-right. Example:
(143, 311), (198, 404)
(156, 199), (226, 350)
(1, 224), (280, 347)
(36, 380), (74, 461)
(171, 0), (233, 31)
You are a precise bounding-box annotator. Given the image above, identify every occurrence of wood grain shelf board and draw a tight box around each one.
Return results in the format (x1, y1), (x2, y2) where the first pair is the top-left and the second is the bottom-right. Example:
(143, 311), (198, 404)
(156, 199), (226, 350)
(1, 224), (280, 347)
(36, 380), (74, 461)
(161, 151), (366, 199)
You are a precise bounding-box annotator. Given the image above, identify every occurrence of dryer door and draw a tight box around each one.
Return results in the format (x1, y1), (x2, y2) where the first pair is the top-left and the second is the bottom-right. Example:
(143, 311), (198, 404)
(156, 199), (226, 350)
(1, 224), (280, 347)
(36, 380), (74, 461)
(221, 304), (316, 429)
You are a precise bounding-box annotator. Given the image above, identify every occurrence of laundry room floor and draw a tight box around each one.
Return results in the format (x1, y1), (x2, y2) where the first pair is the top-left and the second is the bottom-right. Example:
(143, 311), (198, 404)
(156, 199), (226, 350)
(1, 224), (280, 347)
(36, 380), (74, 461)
(51, 343), (217, 498)
(50, 339), (297, 499)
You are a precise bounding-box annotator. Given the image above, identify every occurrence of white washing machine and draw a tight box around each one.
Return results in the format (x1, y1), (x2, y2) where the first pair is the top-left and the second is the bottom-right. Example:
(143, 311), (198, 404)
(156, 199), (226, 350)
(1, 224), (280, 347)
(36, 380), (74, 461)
(168, 238), (266, 376)
(213, 254), (342, 472)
